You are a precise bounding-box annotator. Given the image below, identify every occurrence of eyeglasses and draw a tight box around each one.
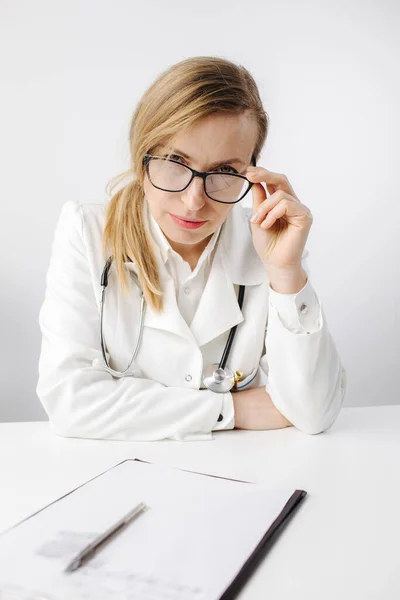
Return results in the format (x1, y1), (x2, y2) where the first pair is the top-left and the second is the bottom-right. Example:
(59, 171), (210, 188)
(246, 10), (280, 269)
(143, 153), (255, 204)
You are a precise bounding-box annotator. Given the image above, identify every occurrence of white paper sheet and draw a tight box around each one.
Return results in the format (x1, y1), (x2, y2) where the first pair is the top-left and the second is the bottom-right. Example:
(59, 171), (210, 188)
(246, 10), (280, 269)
(0, 460), (296, 600)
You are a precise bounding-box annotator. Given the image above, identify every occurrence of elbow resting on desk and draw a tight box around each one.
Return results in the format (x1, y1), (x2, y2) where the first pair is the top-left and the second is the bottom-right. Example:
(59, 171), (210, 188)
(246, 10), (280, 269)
(267, 365), (347, 436)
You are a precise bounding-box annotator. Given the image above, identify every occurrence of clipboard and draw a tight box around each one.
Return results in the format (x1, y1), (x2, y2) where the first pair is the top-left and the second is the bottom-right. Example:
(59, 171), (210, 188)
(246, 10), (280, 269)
(0, 458), (307, 600)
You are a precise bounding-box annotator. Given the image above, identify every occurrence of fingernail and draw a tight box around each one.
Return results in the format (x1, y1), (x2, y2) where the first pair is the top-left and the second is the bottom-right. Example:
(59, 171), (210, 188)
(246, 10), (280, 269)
(250, 212), (259, 222)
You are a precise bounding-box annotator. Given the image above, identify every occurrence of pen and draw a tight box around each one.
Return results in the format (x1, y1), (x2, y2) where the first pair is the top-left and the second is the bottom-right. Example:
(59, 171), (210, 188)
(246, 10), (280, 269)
(65, 501), (148, 573)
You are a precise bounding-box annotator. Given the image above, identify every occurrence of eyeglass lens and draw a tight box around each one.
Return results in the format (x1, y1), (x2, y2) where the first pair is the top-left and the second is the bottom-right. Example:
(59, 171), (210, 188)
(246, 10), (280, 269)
(148, 157), (250, 203)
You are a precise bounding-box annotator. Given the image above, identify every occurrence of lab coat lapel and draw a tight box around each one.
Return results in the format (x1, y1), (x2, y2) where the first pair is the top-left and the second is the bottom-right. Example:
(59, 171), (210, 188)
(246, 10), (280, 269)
(190, 204), (268, 347)
(190, 250), (244, 347)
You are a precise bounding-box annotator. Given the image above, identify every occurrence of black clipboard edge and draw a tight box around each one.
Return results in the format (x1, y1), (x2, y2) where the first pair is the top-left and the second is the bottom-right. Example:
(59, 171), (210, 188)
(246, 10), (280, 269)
(220, 488), (307, 599)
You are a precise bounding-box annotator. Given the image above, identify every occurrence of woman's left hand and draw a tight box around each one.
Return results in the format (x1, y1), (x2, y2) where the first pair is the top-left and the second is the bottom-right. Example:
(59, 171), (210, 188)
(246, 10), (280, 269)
(246, 166), (313, 272)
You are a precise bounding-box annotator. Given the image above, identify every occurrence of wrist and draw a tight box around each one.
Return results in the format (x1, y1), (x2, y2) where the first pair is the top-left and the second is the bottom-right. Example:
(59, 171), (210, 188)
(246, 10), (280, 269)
(266, 266), (308, 294)
(232, 389), (250, 429)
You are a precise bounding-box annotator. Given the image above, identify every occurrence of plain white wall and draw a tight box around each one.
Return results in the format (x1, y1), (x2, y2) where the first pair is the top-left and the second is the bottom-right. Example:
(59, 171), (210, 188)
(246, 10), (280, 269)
(0, 0), (398, 422)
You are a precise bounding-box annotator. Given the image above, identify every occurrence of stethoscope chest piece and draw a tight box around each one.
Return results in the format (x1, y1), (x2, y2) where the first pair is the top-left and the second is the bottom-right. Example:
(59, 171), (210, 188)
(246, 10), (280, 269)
(203, 363), (236, 393)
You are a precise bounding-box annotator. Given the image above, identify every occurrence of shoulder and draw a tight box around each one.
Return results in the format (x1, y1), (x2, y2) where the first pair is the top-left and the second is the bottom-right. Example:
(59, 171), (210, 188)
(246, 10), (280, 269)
(49, 201), (114, 285)
(55, 200), (108, 241)
(52, 202), (109, 275)
(57, 200), (107, 226)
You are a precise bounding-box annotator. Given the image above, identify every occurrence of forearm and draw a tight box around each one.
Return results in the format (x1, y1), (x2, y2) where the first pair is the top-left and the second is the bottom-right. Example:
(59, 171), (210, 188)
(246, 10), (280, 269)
(232, 386), (293, 430)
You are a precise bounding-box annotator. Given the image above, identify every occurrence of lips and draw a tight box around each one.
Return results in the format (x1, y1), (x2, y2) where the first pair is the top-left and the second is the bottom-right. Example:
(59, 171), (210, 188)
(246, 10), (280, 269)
(169, 213), (207, 230)
(171, 214), (206, 223)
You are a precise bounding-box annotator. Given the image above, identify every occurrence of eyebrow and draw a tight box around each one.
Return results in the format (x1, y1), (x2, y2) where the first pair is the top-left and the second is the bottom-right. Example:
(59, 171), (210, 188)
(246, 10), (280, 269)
(166, 147), (245, 170)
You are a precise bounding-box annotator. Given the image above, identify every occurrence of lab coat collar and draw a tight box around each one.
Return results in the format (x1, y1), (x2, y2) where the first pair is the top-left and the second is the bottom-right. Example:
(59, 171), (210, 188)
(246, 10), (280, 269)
(123, 202), (268, 347)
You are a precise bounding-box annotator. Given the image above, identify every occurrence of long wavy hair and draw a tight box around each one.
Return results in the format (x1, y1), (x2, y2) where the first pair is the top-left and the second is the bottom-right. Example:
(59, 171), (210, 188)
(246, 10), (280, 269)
(102, 56), (269, 312)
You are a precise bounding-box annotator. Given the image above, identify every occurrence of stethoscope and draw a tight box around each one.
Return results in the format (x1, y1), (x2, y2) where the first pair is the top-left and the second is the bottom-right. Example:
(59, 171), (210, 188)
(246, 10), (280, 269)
(99, 257), (246, 393)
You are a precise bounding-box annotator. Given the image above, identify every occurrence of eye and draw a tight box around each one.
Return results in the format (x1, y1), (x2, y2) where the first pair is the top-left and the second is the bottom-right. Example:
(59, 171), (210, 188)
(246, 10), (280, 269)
(168, 154), (185, 164)
(215, 165), (238, 174)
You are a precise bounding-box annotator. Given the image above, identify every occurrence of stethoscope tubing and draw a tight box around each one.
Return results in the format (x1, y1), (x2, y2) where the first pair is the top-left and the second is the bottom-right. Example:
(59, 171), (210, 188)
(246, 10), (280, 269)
(99, 257), (147, 378)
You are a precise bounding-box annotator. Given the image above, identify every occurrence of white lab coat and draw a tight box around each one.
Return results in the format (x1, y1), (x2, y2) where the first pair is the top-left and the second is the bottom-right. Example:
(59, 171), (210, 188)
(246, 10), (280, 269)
(36, 200), (347, 442)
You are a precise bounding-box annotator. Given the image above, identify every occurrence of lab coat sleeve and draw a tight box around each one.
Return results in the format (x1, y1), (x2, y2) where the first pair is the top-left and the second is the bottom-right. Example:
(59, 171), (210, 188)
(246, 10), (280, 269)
(259, 252), (347, 434)
(268, 276), (321, 334)
(36, 201), (234, 443)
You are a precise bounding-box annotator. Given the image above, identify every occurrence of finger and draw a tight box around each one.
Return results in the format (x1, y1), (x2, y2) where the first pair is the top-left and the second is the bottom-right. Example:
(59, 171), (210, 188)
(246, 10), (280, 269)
(250, 191), (295, 225)
(246, 167), (298, 200)
(259, 201), (290, 229)
(260, 198), (309, 229)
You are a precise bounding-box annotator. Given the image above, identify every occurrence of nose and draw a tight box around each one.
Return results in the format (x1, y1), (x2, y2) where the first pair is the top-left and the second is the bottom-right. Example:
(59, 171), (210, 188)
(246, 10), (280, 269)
(181, 175), (207, 211)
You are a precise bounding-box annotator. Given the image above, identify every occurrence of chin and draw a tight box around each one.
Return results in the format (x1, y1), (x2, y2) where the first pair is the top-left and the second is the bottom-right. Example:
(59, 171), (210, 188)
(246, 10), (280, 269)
(168, 226), (208, 242)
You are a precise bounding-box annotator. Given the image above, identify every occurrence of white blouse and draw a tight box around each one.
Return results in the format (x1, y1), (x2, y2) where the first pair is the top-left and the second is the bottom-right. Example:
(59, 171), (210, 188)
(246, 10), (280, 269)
(148, 210), (222, 327)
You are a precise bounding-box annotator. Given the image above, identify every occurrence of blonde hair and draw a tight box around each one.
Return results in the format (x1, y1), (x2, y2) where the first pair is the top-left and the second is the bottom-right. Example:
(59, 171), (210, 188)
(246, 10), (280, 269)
(102, 56), (269, 312)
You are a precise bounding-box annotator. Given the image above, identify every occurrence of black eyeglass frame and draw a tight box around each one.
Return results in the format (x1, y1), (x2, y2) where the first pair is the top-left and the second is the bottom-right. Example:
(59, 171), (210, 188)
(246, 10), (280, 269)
(143, 153), (256, 204)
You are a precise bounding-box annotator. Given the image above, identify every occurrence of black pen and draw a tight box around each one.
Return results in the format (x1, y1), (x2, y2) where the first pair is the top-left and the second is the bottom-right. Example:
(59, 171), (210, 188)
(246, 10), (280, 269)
(65, 501), (148, 573)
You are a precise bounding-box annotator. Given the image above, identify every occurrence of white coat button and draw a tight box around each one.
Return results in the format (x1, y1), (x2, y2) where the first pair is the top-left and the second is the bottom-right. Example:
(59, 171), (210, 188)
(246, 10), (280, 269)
(184, 287), (191, 295)
(299, 303), (308, 314)
(185, 374), (192, 382)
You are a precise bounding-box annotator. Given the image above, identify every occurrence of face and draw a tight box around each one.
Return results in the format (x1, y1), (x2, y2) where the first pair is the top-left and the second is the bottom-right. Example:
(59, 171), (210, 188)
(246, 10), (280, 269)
(143, 111), (258, 259)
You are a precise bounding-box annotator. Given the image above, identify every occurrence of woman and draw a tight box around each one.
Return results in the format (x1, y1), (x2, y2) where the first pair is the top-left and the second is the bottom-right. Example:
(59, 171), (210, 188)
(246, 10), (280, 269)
(36, 56), (347, 442)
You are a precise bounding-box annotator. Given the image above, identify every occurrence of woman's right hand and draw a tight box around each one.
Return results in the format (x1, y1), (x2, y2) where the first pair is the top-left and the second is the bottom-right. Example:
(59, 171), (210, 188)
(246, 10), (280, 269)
(232, 386), (293, 430)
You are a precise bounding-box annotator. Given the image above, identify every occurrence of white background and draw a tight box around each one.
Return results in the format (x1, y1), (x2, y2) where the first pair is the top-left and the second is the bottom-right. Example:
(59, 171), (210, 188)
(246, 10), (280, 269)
(0, 0), (398, 422)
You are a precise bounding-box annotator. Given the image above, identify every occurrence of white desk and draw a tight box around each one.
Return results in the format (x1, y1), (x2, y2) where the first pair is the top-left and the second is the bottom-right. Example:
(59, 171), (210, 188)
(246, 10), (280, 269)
(0, 405), (399, 599)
